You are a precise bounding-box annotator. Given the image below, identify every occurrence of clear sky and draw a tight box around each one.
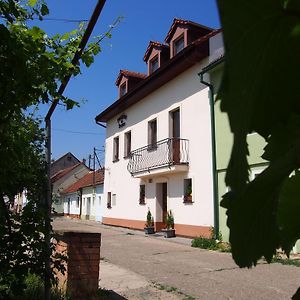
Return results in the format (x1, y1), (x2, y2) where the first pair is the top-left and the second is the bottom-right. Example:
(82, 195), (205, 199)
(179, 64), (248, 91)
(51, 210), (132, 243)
(34, 0), (220, 166)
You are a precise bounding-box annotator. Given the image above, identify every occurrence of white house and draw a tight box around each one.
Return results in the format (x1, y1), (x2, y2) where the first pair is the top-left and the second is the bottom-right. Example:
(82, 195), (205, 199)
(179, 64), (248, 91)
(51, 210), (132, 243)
(51, 163), (90, 214)
(62, 169), (104, 221)
(96, 19), (221, 237)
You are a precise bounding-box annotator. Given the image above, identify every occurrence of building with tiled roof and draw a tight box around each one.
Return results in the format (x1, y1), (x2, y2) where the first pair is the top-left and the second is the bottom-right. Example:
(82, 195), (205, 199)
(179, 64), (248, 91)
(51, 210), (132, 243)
(51, 162), (90, 215)
(95, 17), (223, 238)
(62, 169), (104, 221)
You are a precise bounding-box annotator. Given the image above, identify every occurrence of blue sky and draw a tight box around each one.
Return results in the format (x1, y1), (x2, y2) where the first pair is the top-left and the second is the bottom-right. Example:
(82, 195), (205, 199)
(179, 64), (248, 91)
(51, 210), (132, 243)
(35, 1), (220, 165)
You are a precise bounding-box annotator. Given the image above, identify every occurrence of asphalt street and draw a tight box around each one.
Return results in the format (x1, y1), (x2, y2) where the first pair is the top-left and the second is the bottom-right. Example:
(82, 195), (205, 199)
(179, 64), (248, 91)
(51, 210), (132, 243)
(53, 217), (300, 300)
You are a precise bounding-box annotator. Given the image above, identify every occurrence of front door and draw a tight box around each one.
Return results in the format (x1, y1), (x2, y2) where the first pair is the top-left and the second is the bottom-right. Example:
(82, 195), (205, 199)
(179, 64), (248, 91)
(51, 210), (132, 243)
(171, 108), (180, 163)
(67, 198), (71, 215)
(162, 182), (168, 226)
(86, 197), (91, 220)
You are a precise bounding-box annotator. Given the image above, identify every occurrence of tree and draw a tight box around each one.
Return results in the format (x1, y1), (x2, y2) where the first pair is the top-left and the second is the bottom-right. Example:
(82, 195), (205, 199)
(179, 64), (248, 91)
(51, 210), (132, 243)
(0, 0), (107, 297)
(217, 0), (300, 269)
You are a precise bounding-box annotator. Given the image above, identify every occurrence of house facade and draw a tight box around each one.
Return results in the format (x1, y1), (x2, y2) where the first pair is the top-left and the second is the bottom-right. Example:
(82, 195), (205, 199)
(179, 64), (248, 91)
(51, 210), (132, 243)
(96, 19), (221, 237)
(62, 169), (104, 221)
(51, 163), (90, 214)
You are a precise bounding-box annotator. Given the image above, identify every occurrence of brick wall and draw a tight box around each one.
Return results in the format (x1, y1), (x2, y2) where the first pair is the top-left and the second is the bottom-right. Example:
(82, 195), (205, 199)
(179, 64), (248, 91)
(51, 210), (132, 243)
(55, 231), (101, 299)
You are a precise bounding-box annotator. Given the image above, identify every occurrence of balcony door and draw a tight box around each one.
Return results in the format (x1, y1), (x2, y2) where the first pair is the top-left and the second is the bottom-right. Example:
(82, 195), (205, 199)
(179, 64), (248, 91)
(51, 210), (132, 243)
(170, 108), (180, 163)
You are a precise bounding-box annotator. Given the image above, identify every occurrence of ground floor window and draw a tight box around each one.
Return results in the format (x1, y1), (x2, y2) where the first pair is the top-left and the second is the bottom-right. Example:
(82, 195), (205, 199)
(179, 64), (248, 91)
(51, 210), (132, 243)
(183, 178), (193, 203)
(112, 194), (117, 206)
(139, 184), (145, 205)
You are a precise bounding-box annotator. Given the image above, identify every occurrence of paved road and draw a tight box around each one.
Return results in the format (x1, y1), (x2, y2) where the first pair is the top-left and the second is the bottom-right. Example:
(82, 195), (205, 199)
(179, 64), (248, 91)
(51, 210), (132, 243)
(53, 217), (300, 300)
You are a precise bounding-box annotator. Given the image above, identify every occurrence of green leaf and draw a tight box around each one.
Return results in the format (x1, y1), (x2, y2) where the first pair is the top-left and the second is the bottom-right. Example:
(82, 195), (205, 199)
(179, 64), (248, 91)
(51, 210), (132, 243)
(40, 4), (49, 16)
(28, 0), (37, 7)
(277, 171), (300, 255)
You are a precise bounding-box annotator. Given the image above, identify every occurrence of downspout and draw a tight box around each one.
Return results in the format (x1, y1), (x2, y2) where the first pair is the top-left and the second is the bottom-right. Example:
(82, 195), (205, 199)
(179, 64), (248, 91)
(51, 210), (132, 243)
(198, 62), (222, 240)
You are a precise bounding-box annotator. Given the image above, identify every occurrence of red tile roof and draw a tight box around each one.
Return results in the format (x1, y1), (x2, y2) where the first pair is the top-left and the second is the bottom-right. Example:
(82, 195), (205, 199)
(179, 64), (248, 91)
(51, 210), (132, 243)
(143, 41), (169, 62)
(165, 18), (213, 44)
(96, 29), (221, 124)
(115, 69), (147, 86)
(51, 163), (83, 183)
(62, 169), (104, 194)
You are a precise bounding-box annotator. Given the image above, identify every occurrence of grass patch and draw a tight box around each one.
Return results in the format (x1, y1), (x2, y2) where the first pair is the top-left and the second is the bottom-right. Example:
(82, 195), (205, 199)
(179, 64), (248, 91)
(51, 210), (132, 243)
(272, 257), (300, 267)
(191, 227), (231, 252)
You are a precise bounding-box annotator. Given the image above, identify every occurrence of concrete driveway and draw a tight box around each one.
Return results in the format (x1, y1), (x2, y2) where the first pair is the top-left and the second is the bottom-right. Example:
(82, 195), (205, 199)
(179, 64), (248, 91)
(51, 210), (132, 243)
(53, 217), (300, 300)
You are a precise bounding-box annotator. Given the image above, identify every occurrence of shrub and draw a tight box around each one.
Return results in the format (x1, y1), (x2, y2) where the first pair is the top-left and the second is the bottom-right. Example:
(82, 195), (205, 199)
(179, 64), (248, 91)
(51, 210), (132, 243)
(191, 237), (218, 250)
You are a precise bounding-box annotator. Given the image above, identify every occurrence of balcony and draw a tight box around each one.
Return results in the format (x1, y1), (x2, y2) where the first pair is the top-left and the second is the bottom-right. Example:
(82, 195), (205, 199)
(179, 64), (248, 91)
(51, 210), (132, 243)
(127, 138), (189, 177)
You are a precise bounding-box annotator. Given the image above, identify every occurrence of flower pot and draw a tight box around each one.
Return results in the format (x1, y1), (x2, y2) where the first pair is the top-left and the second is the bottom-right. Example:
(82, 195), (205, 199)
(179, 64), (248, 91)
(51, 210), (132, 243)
(162, 228), (176, 238)
(144, 226), (155, 234)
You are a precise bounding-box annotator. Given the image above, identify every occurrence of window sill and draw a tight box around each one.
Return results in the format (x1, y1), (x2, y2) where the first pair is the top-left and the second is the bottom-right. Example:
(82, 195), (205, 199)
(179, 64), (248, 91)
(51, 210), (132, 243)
(112, 158), (119, 163)
(139, 200), (146, 205)
(123, 155), (131, 160)
(107, 204), (112, 209)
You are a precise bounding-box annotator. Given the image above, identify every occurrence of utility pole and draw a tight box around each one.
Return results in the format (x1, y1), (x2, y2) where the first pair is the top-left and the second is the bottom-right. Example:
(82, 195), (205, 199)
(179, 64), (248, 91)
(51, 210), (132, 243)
(44, 1), (106, 299)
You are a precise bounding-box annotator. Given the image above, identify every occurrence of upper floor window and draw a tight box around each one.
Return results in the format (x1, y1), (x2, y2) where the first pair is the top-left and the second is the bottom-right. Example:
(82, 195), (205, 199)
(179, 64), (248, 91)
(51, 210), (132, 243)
(173, 35), (184, 55)
(113, 136), (119, 162)
(148, 119), (157, 148)
(120, 82), (127, 97)
(149, 55), (159, 74)
(124, 131), (131, 158)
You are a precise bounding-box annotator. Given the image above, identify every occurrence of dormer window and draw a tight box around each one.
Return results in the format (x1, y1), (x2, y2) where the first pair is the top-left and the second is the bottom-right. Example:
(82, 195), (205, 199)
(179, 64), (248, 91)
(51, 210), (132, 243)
(173, 35), (184, 56)
(149, 55), (159, 74)
(120, 83), (127, 97)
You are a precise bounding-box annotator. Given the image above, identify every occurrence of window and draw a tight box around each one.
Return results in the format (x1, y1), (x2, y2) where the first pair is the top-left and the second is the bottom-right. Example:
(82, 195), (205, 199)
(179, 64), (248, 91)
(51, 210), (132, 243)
(113, 136), (119, 162)
(139, 185), (145, 205)
(148, 119), (157, 149)
(124, 131), (131, 158)
(173, 35), (184, 55)
(92, 195), (95, 206)
(112, 194), (117, 206)
(120, 82), (126, 97)
(98, 196), (101, 205)
(76, 196), (80, 208)
(107, 192), (112, 208)
(150, 56), (159, 74)
(183, 178), (193, 203)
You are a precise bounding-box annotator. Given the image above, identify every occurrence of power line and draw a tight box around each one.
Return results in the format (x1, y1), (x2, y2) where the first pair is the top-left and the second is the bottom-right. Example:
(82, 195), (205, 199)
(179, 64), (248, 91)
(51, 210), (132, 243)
(52, 128), (103, 135)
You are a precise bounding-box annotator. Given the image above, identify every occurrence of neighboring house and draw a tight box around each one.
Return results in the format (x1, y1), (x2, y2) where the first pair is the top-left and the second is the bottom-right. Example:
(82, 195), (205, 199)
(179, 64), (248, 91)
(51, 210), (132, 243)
(51, 163), (90, 214)
(95, 18), (221, 237)
(62, 169), (104, 221)
(51, 152), (81, 177)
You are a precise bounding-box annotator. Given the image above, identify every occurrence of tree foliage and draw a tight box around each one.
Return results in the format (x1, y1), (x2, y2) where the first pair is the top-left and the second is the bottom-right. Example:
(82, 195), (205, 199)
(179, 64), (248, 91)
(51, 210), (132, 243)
(217, 0), (300, 268)
(0, 0), (107, 297)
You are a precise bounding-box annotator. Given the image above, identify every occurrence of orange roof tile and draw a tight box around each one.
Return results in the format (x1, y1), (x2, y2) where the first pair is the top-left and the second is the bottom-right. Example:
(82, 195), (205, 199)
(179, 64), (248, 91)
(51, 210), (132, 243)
(115, 69), (147, 86)
(165, 18), (213, 44)
(51, 163), (83, 183)
(143, 41), (169, 62)
(62, 169), (104, 194)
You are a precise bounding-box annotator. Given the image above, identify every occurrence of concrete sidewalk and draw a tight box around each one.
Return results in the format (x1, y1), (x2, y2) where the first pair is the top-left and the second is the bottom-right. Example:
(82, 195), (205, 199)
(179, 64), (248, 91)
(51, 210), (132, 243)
(53, 217), (300, 300)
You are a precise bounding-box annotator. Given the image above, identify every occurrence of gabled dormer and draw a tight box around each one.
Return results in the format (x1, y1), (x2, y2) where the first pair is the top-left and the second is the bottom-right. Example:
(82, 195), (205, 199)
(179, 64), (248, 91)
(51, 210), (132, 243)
(165, 18), (213, 58)
(143, 41), (170, 75)
(115, 70), (147, 98)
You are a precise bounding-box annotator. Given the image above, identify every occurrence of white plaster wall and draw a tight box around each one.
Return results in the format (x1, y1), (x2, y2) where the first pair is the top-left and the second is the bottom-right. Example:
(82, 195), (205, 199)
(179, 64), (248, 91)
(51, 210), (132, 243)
(81, 185), (103, 221)
(102, 61), (214, 227)
(52, 165), (89, 214)
(63, 192), (80, 215)
(209, 32), (224, 63)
